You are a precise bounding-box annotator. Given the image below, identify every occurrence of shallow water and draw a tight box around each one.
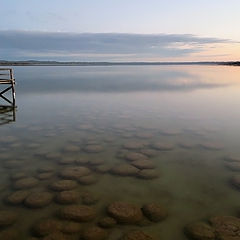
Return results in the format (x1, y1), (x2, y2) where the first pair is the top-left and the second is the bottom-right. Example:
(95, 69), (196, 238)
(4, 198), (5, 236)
(1, 65), (240, 239)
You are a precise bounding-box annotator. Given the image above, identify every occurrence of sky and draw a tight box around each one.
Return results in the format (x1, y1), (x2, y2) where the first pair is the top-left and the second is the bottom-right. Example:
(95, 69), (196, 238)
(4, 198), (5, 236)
(0, 0), (239, 61)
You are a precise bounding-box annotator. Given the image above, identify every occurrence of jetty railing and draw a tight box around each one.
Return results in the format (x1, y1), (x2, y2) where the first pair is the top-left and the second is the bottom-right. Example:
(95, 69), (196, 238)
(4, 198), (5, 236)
(0, 68), (16, 106)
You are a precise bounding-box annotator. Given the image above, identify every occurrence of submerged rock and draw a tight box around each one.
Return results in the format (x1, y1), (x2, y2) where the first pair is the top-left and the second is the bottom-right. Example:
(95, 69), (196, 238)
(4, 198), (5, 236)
(125, 152), (148, 162)
(50, 180), (78, 191)
(59, 205), (96, 222)
(58, 156), (76, 165)
(199, 143), (223, 151)
(4, 160), (22, 169)
(131, 160), (155, 170)
(0, 229), (20, 240)
(142, 203), (168, 222)
(61, 221), (81, 234)
(55, 190), (80, 204)
(209, 215), (240, 240)
(151, 142), (174, 151)
(178, 143), (196, 149)
(135, 132), (154, 139)
(0, 210), (18, 227)
(231, 175), (240, 190)
(110, 164), (139, 177)
(225, 162), (240, 171)
(123, 142), (145, 150)
(75, 157), (89, 165)
(37, 172), (54, 180)
(63, 145), (80, 153)
(224, 156), (240, 162)
(10, 172), (27, 181)
(6, 190), (30, 205)
(140, 149), (158, 157)
(94, 165), (111, 173)
(45, 152), (62, 160)
(82, 192), (99, 205)
(42, 231), (71, 240)
(78, 175), (98, 185)
(24, 192), (53, 208)
(88, 159), (104, 166)
(83, 226), (108, 240)
(185, 216), (240, 240)
(184, 222), (215, 240)
(83, 145), (104, 153)
(37, 166), (55, 173)
(98, 217), (117, 228)
(122, 230), (154, 240)
(32, 218), (62, 237)
(59, 167), (91, 180)
(107, 201), (143, 224)
(14, 177), (39, 189)
(137, 169), (159, 179)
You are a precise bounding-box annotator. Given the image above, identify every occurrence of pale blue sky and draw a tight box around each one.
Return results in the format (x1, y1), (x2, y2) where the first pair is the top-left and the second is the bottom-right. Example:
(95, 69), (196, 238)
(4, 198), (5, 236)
(0, 0), (239, 61)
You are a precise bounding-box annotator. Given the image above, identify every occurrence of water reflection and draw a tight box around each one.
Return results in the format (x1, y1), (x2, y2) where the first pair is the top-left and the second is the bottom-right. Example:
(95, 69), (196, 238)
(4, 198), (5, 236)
(12, 65), (236, 94)
(0, 105), (16, 125)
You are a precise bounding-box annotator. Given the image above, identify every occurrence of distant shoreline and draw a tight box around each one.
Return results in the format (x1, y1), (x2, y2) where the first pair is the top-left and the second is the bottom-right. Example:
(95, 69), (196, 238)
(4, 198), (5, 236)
(0, 61), (239, 66)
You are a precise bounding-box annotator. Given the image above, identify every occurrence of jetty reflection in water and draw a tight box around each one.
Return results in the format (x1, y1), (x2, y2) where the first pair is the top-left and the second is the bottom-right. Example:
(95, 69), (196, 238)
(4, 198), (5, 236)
(0, 105), (16, 125)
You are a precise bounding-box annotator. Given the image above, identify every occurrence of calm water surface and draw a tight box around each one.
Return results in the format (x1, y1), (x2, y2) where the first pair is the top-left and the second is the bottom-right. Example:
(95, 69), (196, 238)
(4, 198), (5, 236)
(1, 65), (240, 239)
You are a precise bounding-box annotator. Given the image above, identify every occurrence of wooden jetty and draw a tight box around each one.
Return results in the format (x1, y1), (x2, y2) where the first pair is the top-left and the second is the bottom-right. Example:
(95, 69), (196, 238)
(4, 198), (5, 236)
(0, 68), (16, 106)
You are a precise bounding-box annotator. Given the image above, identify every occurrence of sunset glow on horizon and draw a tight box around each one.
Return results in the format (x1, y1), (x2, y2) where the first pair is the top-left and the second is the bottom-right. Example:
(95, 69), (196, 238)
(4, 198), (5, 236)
(0, 0), (239, 61)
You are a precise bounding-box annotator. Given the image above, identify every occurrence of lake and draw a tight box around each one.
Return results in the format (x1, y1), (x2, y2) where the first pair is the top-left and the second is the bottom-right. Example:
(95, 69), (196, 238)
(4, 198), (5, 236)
(0, 65), (240, 239)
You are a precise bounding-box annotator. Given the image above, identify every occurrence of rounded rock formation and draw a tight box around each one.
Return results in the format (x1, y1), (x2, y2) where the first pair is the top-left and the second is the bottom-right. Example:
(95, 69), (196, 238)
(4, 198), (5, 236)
(63, 145), (80, 153)
(125, 152), (148, 162)
(94, 165), (111, 174)
(55, 191), (80, 204)
(0, 210), (18, 227)
(137, 169), (159, 179)
(61, 221), (82, 234)
(151, 142), (174, 151)
(14, 177), (39, 189)
(131, 160), (155, 170)
(140, 149), (158, 157)
(82, 192), (99, 205)
(42, 231), (70, 240)
(199, 143), (223, 151)
(37, 166), (54, 173)
(226, 162), (240, 171)
(0, 229), (20, 240)
(59, 205), (96, 222)
(107, 201), (143, 224)
(24, 192), (53, 208)
(83, 226), (108, 240)
(122, 230), (154, 240)
(83, 145), (104, 153)
(184, 222), (215, 240)
(123, 142), (145, 150)
(32, 218), (62, 237)
(6, 190), (30, 205)
(59, 167), (91, 180)
(110, 164), (139, 177)
(78, 175), (98, 185)
(231, 175), (240, 190)
(142, 203), (168, 222)
(98, 217), (117, 228)
(50, 180), (78, 191)
(209, 215), (240, 240)
(37, 172), (54, 180)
